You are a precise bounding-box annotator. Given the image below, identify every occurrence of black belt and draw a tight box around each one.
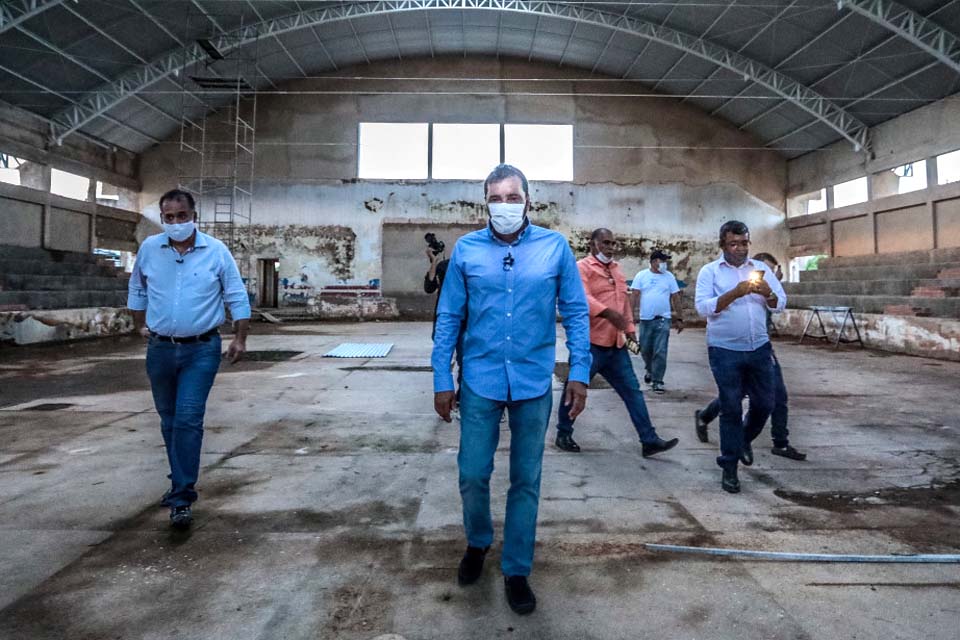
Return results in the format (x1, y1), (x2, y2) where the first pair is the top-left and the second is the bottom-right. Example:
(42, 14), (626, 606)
(150, 328), (218, 343)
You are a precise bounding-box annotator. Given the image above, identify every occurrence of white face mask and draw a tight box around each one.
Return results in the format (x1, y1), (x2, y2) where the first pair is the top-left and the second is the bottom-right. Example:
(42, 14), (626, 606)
(163, 221), (196, 242)
(488, 202), (526, 236)
(595, 252), (613, 264)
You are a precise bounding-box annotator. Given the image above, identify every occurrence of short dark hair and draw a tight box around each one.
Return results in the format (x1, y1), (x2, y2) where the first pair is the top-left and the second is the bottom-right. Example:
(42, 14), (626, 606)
(590, 228), (612, 242)
(484, 164), (529, 199)
(719, 220), (749, 244)
(753, 252), (778, 265)
(159, 188), (195, 211)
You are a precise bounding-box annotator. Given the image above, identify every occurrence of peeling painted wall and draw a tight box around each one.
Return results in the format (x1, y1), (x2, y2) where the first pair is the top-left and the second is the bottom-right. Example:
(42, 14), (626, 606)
(0, 307), (133, 345)
(139, 57), (788, 309)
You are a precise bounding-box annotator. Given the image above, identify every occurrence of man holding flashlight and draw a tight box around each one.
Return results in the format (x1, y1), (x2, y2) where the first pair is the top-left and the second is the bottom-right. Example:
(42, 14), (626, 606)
(695, 221), (786, 493)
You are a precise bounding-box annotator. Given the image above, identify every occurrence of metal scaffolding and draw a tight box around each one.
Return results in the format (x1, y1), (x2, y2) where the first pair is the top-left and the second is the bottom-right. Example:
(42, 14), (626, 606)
(177, 8), (260, 283)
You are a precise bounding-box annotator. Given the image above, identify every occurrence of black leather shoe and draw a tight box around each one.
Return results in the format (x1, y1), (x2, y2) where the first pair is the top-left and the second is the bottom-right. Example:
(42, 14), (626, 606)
(504, 575), (537, 615)
(643, 373), (652, 384)
(721, 467), (740, 493)
(772, 445), (807, 461)
(694, 410), (709, 443)
(170, 505), (192, 529)
(160, 489), (173, 507)
(641, 437), (679, 458)
(457, 546), (489, 586)
(740, 441), (754, 466)
(555, 434), (580, 453)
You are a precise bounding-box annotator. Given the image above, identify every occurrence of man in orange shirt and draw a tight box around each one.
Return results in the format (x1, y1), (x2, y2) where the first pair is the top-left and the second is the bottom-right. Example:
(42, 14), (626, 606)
(555, 228), (679, 457)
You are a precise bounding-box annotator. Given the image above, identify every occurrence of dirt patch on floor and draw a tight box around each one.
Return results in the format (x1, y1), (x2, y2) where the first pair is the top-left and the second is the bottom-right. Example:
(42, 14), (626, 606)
(774, 478), (960, 514)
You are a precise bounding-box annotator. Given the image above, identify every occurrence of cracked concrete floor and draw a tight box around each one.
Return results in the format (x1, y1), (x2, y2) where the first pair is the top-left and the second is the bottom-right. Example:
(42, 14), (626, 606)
(0, 322), (958, 640)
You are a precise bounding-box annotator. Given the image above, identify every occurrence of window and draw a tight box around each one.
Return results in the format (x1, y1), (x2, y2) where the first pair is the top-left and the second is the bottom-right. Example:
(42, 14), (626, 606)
(504, 124), (573, 181)
(96, 181), (119, 200)
(806, 188), (827, 214)
(875, 161), (926, 197)
(937, 149), (960, 185)
(432, 124), (500, 179)
(358, 123), (428, 179)
(0, 153), (23, 186)
(832, 176), (868, 208)
(50, 168), (90, 200)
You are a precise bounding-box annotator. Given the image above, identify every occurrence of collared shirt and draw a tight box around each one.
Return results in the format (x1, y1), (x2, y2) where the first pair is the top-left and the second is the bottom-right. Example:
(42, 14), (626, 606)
(431, 223), (592, 401)
(695, 256), (786, 351)
(630, 268), (680, 320)
(579, 255), (635, 348)
(127, 230), (251, 337)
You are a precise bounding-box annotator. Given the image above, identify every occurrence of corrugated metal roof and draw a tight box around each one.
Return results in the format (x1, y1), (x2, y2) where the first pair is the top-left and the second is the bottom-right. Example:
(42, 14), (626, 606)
(323, 343), (395, 358)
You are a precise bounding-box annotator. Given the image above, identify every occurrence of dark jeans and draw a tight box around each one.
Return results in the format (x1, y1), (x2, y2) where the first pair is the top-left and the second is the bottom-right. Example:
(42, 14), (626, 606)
(707, 342), (775, 470)
(701, 351), (789, 447)
(639, 317), (670, 384)
(557, 344), (658, 443)
(145, 334), (222, 507)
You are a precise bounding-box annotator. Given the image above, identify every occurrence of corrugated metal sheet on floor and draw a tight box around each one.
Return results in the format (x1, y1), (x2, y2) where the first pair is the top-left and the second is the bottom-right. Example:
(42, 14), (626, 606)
(323, 343), (394, 358)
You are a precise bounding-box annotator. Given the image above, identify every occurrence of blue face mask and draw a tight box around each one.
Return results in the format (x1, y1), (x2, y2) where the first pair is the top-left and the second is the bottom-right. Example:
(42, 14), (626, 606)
(163, 221), (195, 242)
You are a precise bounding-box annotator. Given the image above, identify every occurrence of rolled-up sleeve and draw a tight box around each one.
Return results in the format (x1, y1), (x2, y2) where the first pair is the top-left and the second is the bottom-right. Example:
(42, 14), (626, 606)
(431, 246), (466, 393)
(579, 264), (606, 318)
(219, 248), (251, 320)
(767, 269), (787, 313)
(557, 245), (592, 385)
(695, 264), (720, 318)
(127, 254), (148, 311)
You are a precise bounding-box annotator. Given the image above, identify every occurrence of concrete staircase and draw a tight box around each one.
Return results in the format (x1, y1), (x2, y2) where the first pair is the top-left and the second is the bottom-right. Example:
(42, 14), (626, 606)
(784, 247), (960, 318)
(0, 245), (129, 310)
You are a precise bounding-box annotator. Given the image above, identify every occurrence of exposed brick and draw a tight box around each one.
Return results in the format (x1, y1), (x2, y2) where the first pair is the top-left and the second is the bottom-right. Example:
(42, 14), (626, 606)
(0, 304), (28, 312)
(884, 305), (917, 316)
(912, 286), (947, 298)
(937, 267), (960, 279)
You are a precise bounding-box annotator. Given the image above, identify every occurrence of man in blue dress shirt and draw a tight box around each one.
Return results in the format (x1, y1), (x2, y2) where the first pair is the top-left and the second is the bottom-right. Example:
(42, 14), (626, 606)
(695, 220), (786, 494)
(127, 189), (251, 529)
(431, 164), (591, 615)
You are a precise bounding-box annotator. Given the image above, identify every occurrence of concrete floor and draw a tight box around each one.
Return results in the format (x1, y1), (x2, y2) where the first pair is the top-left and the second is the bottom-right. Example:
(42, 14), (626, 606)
(1, 322), (958, 640)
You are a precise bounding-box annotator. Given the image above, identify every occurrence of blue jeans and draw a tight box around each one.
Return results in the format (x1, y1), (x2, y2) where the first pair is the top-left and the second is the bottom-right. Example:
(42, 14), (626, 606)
(639, 317), (671, 385)
(145, 334), (222, 507)
(458, 382), (553, 577)
(707, 342), (775, 470)
(701, 351), (789, 447)
(557, 344), (658, 443)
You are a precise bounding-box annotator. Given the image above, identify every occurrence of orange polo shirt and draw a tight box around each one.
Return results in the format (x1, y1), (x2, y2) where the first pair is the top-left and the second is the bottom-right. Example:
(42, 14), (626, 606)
(578, 255), (636, 348)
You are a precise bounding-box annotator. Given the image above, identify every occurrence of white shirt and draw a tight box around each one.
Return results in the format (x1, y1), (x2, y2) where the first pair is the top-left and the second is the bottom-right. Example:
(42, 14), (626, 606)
(695, 257), (786, 351)
(630, 268), (680, 320)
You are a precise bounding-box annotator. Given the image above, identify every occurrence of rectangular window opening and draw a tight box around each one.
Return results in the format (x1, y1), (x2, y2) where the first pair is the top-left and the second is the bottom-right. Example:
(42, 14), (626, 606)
(504, 124), (573, 182)
(832, 176), (868, 208)
(431, 124), (501, 180)
(51, 168), (91, 201)
(357, 123), (429, 180)
(937, 149), (960, 185)
(0, 153), (24, 186)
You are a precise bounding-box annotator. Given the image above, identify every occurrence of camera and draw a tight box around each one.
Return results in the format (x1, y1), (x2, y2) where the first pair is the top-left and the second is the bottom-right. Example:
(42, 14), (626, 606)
(425, 232), (445, 256)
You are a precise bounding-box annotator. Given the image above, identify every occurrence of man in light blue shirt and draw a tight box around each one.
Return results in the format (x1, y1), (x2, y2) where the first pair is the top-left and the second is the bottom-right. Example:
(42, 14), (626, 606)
(128, 189), (250, 529)
(630, 249), (683, 393)
(432, 164), (591, 615)
(695, 220), (786, 494)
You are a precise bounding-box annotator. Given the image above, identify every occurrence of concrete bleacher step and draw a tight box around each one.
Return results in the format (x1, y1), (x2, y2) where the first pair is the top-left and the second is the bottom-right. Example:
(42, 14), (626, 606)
(0, 274), (129, 292)
(0, 290), (128, 310)
(0, 245), (104, 264)
(819, 247), (960, 269)
(786, 293), (960, 318)
(799, 262), (960, 283)
(0, 258), (122, 278)
(785, 279), (960, 297)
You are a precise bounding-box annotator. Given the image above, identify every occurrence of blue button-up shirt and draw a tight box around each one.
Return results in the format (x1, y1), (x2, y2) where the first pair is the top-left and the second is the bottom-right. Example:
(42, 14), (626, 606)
(127, 231), (251, 337)
(695, 256), (787, 351)
(431, 223), (592, 402)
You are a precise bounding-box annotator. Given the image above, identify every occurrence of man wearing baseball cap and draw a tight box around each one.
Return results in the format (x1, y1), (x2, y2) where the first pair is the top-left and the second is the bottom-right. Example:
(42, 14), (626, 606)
(629, 249), (683, 393)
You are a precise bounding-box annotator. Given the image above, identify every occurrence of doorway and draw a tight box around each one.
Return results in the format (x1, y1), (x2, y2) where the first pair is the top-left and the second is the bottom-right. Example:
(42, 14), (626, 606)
(258, 258), (279, 308)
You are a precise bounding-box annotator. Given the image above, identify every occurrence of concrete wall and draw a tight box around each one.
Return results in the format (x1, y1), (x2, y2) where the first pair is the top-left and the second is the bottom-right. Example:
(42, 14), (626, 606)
(788, 94), (960, 197)
(0, 181), (153, 253)
(139, 57), (789, 311)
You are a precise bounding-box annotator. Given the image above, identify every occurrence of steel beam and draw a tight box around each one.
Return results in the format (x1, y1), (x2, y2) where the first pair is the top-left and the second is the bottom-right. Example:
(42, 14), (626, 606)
(841, 0), (960, 74)
(0, 0), (66, 35)
(245, 1), (308, 76)
(50, 0), (870, 151)
(293, 1), (339, 70)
